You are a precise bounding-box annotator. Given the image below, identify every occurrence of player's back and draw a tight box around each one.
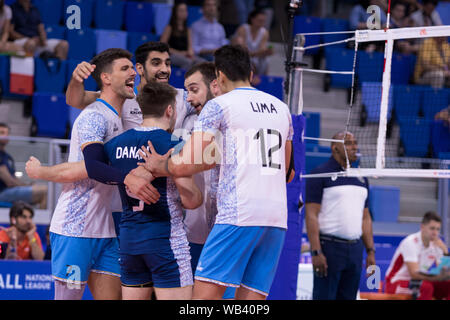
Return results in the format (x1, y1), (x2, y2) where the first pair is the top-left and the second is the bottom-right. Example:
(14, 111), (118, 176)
(198, 88), (293, 229)
(104, 127), (186, 254)
(50, 99), (123, 238)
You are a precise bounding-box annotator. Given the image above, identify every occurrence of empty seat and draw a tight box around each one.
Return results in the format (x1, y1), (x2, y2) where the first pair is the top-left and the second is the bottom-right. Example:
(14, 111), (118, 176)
(169, 66), (186, 89)
(361, 82), (393, 123)
(34, 58), (67, 93)
(398, 117), (431, 157)
(64, 0), (94, 28)
(255, 75), (284, 101)
(66, 28), (97, 61)
(305, 153), (330, 174)
(187, 5), (203, 27)
(302, 111), (320, 145)
(127, 32), (159, 56)
(393, 85), (422, 120)
(0, 55), (10, 95)
(125, 1), (154, 33)
(431, 120), (450, 158)
(324, 47), (354, 89)
(34, 0), (63, 25)
(357, 51), (384, 84)
(422, 88), (448, 120)
(153, 3), (173, 36)
(95, 29), (128, 54)
(321, 18), (350, 46)
(66, 59), (98, 92)
(32, 92), (69, 138)
(369, 185), (400, 222)
(391, 53), (415, 85)
(44, 24), (66, 40)
(293, 16), (321, 55)
(94, 0), (124, 30)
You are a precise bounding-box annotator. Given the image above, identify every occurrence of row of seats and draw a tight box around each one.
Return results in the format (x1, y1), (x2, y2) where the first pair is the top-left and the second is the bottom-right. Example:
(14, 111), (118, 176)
(4, 0), (204, 36)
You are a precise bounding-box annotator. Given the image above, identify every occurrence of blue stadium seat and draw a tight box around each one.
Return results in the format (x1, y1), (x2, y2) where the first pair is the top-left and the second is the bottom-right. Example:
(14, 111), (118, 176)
(0, 55), (10, 94)
(169, 66), (186, 89)
(125, 1), (154, 33)
(293, 16), (321, 55)
(187, 5), (203, 27)
(66, 28), (97, 61)
(305, 153), (330, 174)
(34, 58), (67, 93)
(369, 185), (400, 222)
(127, 32), (159, 56)
(32, 92), (69, 138)
(34, 0), (63, 25)
(391, 53), (415, 85)
(0, 202), (12, 208)
(153, 3), (173, 36)
(95, 29), (128, 54)
(357, 51), (384, 84)
(64, 0), (94, 28)
(422, 88), (449, 120)
(305, 144), (331, 153)
(303, 111), (320, 145)
(321, 18), (350, 46)
(44, 24), (66, 40)
(324, 47), (354, 88)
(255, 76), (284, 101)
(436, 2), (450, 26)
(393, 85), (422, 120)
(398, 117), (431, 157)
(431, 120), (450, 158)
(66, 59), (98, 92)
(94, 0), (124, 30)
(361, 82), (393, 123)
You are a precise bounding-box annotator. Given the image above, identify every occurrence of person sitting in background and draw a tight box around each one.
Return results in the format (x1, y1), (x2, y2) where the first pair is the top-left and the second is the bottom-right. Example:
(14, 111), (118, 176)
(390, 1), (419, 54)
(191, 0), (228, 61)
(414, 37), (450, 89)
(410, 0), (442, 27)
(232, 9), (273, 76)
(0, 0), (22, 54)
(0, 123), (47, 208)
(0, 201), (45, 260)
(160, 1), (204, 70)
(9, 0), (68, 59)
(385, 211), (450, 300)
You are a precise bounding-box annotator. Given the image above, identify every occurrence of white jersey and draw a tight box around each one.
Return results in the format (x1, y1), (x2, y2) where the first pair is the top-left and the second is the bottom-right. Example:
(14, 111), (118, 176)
(385, 231), (444, 288)
(50, 99), (123, 238)
(121, 88), (194, 131)
(181, 113), (219, 244)
(194, 87), (293, 229)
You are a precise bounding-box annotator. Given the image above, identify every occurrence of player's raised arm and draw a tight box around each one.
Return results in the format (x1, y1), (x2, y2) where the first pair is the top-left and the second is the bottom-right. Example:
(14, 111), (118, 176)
(66, 61), (100, 109)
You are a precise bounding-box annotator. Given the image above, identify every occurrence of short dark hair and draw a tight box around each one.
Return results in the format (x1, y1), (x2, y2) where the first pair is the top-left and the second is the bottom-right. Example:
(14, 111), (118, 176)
(9, 201), (34, 221)
(185, 62), (216, 86)
(135, 41), (170, 67)
(423, 0), (438, 6)
(247, 8), (266, 24)
(214, 45), (252, 82)
(90, 48), (133, 89)
(422, 211), (442, 225)
(0, 123), (10, 131)
(136, 82), (177, 118)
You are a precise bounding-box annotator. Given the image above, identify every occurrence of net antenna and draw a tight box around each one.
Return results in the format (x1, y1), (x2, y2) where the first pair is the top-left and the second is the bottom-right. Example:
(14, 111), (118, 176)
(291, 22), (450, 179)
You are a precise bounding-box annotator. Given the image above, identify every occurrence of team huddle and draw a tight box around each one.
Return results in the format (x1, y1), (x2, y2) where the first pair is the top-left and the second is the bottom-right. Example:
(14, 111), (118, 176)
(25, 42), (294, 300)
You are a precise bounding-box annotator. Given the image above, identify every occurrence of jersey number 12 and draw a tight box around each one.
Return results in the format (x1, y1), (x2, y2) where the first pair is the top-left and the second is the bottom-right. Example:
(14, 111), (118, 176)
(254, 128), (282, 170)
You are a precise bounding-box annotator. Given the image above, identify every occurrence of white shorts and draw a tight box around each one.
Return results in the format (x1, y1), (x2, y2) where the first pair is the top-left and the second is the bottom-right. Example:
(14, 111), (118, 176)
(14, 38), (63, 55)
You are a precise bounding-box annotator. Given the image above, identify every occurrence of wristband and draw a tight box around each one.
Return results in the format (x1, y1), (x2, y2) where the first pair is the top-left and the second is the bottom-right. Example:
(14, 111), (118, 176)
(366, 247), (375, 254)
(310, 249), (322, 257)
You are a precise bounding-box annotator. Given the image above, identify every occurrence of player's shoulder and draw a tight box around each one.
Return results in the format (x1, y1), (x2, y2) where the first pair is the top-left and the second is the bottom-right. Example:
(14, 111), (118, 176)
(402, 231), (421, 248)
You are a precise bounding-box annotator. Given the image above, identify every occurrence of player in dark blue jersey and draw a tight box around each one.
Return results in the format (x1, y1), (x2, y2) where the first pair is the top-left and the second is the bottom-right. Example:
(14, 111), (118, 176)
(104, 82), (202, 300)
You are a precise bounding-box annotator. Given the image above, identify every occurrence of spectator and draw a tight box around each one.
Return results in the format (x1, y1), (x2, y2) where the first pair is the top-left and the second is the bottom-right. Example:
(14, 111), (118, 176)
(385, 211), (450, 300)
(390, 1), (419, 54)
(0, 201), (45, 260)
(414, 37), (450, 89)
(9, 0), (68, 59)
(435, 105), (450, 127)
(0, 123), (47, 209)
(410, 0), (442, 27)
(349, 0), (387, 30)
(160, 1), (204, 70)
(0, 0), (22, 54)
(232, 9), (274, 75)
(191, 0), (228, 61)
(305, 131), (376, 300)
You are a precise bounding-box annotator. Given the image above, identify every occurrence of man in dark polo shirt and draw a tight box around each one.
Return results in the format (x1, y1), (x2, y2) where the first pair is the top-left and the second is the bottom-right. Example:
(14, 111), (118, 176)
(305, 131), (376, 300)
(9, 0), (68, 59)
